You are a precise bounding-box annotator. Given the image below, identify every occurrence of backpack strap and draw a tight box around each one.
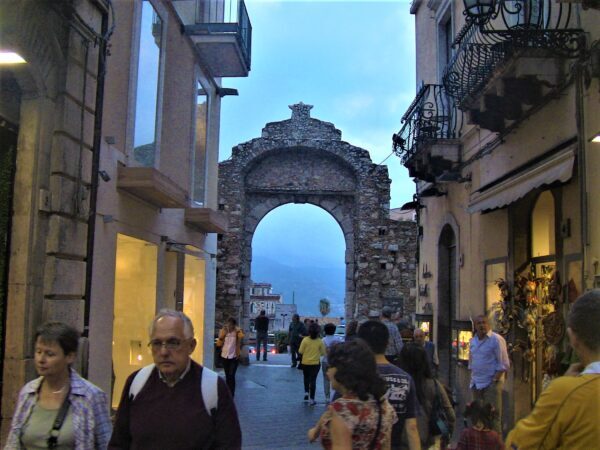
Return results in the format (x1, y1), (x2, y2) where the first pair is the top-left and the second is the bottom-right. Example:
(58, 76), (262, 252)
(129, 364), (155, 400)
(201, 366), (219, 417)
(129, 362), (219, 417)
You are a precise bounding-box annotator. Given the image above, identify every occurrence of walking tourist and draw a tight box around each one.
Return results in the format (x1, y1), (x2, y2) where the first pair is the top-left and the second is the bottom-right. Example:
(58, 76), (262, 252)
(505, 290), (600, 449)
(299, 322), (326, 405)
(398, 344), (455, 450)
(381, 306), (404, 365)
(109, 309), (241, 449)
(307, 339), (397, 448)
(288, 314), (306, 368)
(413, 328), (439, 376)
(468, 315), (510, 434)
(455, 400), (503, 450)
(321, 322), (344, 403)
(254, 309), (269, 362)
(4, 321), (112, 449)
(358, 320), (421, 450)
(217, 317), (244, 396)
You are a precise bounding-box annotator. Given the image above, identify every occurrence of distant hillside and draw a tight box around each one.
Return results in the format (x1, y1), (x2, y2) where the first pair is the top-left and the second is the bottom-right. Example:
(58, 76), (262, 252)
(251, 255), (345, 317)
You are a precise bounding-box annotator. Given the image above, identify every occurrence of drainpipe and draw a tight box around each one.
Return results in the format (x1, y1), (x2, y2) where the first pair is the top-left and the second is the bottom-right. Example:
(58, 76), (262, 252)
(575, 63), (588, 289)
(83, 4), (110, 337)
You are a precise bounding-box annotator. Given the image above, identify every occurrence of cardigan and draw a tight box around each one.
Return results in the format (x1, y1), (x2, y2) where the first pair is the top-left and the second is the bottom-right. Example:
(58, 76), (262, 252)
(4, 369), (112, 450)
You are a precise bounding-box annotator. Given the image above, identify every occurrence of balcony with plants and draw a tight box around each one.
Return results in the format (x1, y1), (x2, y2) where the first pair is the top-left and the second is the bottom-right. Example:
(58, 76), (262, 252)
(393, 83), (464, 183)
(171, 0), (252, 77)
(443, 0), (585, 133)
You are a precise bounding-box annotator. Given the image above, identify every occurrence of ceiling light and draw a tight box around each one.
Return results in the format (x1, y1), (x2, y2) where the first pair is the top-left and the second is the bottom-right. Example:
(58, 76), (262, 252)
(0, 51), (27, 64)
(591, 132), (600, 143)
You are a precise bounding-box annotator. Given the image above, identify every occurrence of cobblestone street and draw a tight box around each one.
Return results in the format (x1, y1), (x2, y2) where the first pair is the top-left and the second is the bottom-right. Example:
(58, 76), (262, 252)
(225, 353), (327, 450)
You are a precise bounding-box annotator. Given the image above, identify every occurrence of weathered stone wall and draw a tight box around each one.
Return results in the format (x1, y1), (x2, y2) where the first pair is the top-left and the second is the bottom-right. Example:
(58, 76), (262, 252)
(217, 103), (417, 328)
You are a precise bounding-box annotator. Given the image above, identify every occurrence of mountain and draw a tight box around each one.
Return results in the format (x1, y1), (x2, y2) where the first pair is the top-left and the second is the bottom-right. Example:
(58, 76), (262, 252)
(251, 254), (345, 317)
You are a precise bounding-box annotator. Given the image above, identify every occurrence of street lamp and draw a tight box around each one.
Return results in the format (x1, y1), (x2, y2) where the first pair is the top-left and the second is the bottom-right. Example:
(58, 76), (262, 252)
(463, 0), (497, 25)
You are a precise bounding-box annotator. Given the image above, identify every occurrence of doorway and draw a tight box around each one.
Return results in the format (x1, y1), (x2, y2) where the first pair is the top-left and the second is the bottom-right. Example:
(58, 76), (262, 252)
(438, 224), (457, 387)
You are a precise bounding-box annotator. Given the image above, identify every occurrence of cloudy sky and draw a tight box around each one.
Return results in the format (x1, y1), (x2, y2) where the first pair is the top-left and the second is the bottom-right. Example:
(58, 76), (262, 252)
(218, 0), (417, 312)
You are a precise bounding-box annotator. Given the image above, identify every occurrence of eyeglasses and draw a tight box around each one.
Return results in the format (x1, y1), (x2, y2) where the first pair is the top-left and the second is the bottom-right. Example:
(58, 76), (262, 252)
(148, 338), (190, 351)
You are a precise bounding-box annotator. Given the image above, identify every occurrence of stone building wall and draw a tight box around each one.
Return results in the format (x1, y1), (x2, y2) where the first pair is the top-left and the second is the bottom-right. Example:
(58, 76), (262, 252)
(217, 104), (417, 328)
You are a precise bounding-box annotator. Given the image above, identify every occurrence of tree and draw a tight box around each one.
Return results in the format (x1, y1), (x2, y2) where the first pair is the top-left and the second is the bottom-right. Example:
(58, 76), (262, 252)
(319, 298), (331, 317)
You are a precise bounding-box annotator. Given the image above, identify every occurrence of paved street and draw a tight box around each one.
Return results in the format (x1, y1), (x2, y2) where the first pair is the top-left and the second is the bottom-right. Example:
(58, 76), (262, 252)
(223, 353), (327, 450)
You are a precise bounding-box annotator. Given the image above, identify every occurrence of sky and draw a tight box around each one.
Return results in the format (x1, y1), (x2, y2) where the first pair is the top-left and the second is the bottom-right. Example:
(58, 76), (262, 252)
(217, 1), (418, 314)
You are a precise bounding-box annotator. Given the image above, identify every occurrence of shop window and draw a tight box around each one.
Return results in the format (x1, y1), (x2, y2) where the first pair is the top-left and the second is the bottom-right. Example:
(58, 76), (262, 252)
(112, 234), (158, 407)
(182, 251), (206, 363)
(531, 191), (555, 258)
(193, 81), (209, 205)
(132, 1), (163, 167)
(485, 258), (507, 330)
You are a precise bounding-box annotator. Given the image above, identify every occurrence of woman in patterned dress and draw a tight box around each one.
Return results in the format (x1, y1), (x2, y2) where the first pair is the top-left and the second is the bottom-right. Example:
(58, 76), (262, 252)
(308, 339), (397, 449)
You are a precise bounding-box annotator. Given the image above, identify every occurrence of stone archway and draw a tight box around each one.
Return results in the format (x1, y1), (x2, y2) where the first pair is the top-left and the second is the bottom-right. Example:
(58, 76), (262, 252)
(216, 103), (417, 328)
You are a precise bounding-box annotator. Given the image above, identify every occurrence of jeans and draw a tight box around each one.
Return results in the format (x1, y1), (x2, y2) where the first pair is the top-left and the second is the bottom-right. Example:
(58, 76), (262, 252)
(472, 378), (504, 434)
(290, 341), (301, 365)
(256, 332), (268, 360)
(303, 363), (321, 400)
(222, 357), (239, 396)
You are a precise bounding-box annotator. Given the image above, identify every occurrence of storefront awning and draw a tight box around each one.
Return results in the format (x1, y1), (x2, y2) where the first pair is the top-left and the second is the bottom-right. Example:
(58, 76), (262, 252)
(467, 147), (575, 213)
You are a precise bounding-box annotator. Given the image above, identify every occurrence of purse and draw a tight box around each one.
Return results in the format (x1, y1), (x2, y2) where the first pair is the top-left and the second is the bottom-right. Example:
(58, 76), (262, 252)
(429, 380), (452, 438)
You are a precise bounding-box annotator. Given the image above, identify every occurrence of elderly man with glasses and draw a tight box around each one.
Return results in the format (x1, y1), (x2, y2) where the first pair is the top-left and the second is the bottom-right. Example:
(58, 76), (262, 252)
(109, 309), (241, 449)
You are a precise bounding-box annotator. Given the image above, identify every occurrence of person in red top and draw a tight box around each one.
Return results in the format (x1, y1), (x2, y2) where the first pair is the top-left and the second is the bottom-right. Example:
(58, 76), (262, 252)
(455, 400), (503, 450)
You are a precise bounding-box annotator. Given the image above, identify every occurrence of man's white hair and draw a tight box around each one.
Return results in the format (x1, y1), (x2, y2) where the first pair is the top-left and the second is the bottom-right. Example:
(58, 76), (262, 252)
(149, 309), (195, 339)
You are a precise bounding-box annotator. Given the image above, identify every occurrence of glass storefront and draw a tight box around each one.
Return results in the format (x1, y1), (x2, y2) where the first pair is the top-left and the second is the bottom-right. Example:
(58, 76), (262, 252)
(183, 251), (205, 363)
(112, 234), (158, 407)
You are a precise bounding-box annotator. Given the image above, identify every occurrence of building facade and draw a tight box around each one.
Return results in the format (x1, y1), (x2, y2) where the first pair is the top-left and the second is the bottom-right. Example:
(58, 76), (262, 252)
(397, 0), (599, 433)
(248, 282), (282, 332)
(0, 0), (252, 431)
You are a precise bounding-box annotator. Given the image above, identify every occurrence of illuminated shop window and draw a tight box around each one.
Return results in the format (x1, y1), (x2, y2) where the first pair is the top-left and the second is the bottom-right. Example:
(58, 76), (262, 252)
(182, 251), (206, 363)
(132, 1), (163, 167)
(112, 234), (158, 407)
(531, 191), (555, 258)
(452, 320), (473, 363)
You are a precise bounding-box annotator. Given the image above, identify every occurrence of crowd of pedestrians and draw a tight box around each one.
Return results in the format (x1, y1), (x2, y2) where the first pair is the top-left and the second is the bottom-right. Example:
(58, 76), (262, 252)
(2, 289), (599, 449)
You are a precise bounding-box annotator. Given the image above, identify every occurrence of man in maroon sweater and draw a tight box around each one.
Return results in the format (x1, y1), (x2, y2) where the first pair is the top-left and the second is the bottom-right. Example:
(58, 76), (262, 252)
(109, 310), (242, 449)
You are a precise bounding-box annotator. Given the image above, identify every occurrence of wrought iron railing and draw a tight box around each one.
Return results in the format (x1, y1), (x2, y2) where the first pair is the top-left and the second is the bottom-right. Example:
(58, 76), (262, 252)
(181, 0), (252, 71)
(443, 0), (585, 106)
(393, 84), (463, 165)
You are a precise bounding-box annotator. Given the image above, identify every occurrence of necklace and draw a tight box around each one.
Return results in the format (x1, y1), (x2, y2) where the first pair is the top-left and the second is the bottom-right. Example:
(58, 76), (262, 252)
(51, 386), (66, 394)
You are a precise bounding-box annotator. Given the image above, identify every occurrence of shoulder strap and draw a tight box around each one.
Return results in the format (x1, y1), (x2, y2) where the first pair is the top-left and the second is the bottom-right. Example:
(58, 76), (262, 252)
(47, 387), (71, 449)
(129, 364), (155, 400)
(201, 366), (219, 416)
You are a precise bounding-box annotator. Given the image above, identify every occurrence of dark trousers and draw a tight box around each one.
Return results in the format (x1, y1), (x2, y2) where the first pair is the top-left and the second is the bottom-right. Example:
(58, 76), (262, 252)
(256, 332), (268, 360)
(303, 363), (321, 399)
(222, 357), (239, 396)
(290, 342), (301, 365)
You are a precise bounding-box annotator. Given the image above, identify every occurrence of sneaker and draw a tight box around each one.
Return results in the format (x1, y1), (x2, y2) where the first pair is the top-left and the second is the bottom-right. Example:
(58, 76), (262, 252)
(309, 399), (317, 406)
(304, 394), (309, 402)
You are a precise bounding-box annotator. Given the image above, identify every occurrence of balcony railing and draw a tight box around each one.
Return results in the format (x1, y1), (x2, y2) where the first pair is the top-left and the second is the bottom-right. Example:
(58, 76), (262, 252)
(174, 0), (252, 75)
(443, 0), (585, 107)
(393, 84), (463, 166)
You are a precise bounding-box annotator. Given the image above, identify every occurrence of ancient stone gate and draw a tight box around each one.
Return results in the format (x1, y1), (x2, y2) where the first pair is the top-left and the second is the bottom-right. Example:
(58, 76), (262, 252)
(216, 104), (417, 328)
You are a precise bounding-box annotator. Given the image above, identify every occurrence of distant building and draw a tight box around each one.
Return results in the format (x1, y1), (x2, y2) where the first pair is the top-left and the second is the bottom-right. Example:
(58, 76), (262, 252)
(249, 282), (282, 332)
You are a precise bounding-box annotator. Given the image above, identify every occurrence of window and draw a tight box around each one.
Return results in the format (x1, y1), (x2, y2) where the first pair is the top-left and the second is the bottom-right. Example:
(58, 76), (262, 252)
(132, 1), (163, 167)
(182, 252), (206, 363)
(437, 8), (453, 81)
(112, 234), (158, 407)
(485, 259), (507, 332)
(193, 81), (209, 205)
(531, 191), (556, 258)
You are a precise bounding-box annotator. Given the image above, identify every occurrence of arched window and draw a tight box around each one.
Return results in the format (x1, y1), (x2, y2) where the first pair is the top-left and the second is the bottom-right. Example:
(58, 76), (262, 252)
(531, 191), (555, 258)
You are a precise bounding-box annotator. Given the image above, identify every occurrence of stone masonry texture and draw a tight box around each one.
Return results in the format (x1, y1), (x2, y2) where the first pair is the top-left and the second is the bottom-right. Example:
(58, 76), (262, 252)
(216, 103), (417, 326)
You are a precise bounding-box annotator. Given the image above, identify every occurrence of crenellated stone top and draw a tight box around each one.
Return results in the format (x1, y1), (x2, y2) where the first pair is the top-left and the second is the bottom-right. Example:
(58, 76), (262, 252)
(261, 102), (342, 141)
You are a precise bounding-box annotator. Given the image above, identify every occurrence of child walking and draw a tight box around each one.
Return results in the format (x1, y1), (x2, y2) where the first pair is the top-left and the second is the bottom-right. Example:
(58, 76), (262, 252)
(455, 400), (503, 450)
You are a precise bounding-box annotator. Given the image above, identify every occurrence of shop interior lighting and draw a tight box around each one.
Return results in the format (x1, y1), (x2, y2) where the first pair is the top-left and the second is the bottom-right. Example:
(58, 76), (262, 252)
(591, 132), (600, 143)
(0, 51), (27, 64)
